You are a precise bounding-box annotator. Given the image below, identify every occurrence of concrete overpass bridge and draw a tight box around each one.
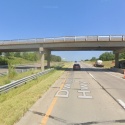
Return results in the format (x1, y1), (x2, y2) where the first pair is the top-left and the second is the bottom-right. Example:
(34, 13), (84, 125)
(0, 35), (125, 71)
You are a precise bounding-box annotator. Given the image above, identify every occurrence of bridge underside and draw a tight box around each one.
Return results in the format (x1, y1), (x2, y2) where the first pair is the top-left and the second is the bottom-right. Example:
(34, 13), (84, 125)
(0, 47), (124, 52)
(45, 47), (124, 51)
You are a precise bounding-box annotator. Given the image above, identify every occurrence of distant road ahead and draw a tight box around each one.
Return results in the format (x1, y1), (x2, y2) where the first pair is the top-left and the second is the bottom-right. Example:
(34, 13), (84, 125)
(16, 63), (125, 125)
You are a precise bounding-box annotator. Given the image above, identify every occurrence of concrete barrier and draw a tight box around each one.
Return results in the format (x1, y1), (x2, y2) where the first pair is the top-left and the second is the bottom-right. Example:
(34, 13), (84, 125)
(110, 67), (124, 74)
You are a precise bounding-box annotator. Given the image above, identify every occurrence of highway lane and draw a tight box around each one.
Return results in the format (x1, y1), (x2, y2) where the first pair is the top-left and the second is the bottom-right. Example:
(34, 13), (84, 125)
(15, 63), (125, 125)
(82, 62), (125, 110)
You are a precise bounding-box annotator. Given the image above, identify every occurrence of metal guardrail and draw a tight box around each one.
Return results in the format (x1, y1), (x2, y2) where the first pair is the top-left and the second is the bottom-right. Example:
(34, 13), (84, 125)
(0, 68), (37, 77)
(0, 72), (7, 77)
(0, 68), (54, 94)
(0, 35), (125, 44)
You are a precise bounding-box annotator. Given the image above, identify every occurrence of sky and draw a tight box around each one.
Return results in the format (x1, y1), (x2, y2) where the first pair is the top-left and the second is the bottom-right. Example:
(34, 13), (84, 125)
(0, 0), (125, 61)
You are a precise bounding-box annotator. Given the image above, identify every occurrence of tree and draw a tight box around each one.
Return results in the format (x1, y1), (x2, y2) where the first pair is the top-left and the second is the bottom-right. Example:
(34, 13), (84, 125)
(56, 56), (61, 62)
(14, 52), (21, 57)
(99, 52), (114, 61)
(22, 52), (29, 60)
(120, 52), (125, 59)
(0, 57), (8, 65)
(4, 52), (14, 58)
(21, 52), (39, 61)
(50, 55), (61, 62)
(85, 59), (89, 61)
(90, 57), (97, 61)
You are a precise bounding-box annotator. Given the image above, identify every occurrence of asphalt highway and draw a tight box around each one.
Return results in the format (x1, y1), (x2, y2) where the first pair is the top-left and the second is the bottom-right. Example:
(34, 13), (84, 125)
(15, 62), (125, 125)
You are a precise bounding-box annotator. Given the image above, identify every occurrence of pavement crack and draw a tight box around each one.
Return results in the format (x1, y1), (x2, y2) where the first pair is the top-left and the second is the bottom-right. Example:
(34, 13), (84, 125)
(51, 86), (60, 89)
(29, 110), (67, 123)
(30, 110), (125, 125)
(105, 88), (125, 90)
(68, 119), (125, 125)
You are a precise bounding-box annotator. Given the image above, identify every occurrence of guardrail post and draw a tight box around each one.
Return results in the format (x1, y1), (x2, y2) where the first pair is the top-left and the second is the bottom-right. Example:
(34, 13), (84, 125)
(97, 36), (99, 41)
(64, 37), (65, 42)
(85, 36), (87, 41)
(74, 36), (76, 42)
(109, 35), (111, 41)
(122, 35), (124, 41)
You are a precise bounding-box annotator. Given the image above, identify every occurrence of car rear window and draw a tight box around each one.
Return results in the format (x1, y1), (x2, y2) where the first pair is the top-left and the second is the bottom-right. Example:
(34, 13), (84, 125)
(74, 64), (80, 66)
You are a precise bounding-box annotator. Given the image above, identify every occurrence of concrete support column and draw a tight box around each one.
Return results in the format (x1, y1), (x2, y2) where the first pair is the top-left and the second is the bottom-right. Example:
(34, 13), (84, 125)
(46, 50), (51, 68)
(39, 47), (45, 71)
(115, 53), (119, 68)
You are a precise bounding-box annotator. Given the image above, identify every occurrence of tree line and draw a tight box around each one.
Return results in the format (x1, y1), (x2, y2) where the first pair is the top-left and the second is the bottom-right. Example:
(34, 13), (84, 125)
(86, 52), (125, 61)
(0, 52), (62, 65)
(45, 54), (61, 62)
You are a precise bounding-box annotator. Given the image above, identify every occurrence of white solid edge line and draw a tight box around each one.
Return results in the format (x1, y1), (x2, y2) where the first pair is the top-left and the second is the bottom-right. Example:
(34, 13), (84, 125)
(117, 99), (125, 109)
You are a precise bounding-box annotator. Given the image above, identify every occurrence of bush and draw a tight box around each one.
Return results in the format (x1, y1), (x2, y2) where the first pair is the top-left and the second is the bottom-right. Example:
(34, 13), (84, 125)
(0, 57), (8, 65)
(8, 61), (17, 79)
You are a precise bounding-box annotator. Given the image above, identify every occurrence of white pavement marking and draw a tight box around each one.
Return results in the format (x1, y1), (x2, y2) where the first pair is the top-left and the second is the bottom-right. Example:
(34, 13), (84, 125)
(78, 90), (93, 99)
(117, 99), (125, 109)
(55, 90), (69, 98)
(78, 81), (93, 99)
(88, 73), (97, 81)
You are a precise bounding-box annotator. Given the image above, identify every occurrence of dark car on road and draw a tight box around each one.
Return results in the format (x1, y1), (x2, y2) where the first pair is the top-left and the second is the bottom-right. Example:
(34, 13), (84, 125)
(73, 64), (81, 70)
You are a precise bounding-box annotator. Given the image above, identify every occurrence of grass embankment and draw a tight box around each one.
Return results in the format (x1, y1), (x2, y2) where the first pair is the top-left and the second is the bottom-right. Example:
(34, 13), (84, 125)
(0, 69), (41, 86)
(0, 56), (65, 86)
(6, 57), (34, 65)
(50, 61), (64, 68)
(0, 62), (71, 125)
(102, 61), (115, 68)
(85, 61), (115, 68)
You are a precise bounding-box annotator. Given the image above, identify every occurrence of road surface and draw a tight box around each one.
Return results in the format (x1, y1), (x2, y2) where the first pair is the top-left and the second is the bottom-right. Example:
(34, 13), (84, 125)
(15, 62), (125, 125)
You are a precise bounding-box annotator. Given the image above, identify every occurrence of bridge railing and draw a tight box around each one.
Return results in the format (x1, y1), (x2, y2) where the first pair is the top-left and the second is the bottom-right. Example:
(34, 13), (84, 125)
(53, 37), (64, 42)
(86, 36), (98, 41)
(0, 35), (125, 44)
(110, 36), (124, 41)
(75, 36), (86, 41)
(98, 36), (110, 41)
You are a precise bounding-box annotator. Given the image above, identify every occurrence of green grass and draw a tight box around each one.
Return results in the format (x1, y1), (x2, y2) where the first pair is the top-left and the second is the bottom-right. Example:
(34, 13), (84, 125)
(7, 57), (34, 65)
(0, 69), (41, 86)
(102, 61), (115, 68)
(0, 62), (71, 125)
(0, 61), (66, 86)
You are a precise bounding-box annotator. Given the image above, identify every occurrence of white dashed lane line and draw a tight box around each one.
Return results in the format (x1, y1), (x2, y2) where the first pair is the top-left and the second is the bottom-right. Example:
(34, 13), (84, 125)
(88, 73), (97, 81)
